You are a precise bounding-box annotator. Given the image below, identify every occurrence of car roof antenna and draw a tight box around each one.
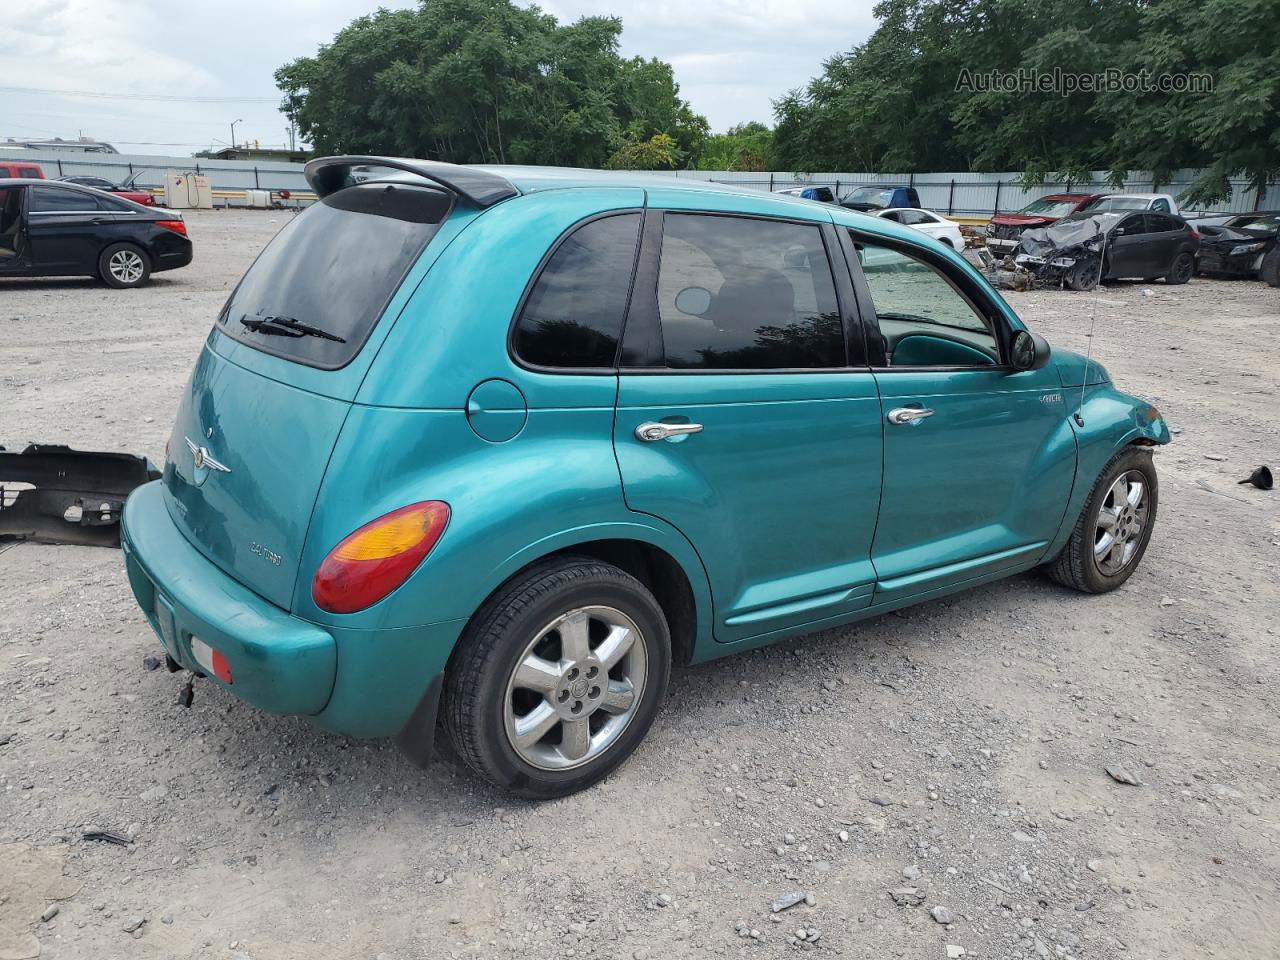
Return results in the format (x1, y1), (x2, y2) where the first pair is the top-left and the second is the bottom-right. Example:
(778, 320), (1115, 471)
(1075, 220), (1111, 428)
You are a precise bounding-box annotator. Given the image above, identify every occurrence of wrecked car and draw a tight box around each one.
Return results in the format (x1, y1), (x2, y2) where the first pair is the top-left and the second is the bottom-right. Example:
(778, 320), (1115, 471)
(985, 193), (1103, 256)
(1014, 210), (1199, 290)
(1194, 212), (1279, 281)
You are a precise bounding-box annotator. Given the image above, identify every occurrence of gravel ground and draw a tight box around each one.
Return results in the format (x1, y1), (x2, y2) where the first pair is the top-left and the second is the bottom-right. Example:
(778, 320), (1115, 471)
(1, 210), (1277, 960)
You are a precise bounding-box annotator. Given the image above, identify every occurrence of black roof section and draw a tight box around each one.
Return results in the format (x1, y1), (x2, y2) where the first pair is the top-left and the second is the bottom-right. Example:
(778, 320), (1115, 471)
(304, 156), (519, 208)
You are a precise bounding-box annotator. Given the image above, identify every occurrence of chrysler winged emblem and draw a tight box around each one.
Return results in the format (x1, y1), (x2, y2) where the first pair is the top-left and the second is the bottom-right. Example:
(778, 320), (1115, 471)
(185, 436), (231, 474)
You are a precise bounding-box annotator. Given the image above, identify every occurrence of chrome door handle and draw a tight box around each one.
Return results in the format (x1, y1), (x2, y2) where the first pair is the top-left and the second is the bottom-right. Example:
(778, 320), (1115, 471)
(635, 421), (704, 442)
(887, 407), (935, 425)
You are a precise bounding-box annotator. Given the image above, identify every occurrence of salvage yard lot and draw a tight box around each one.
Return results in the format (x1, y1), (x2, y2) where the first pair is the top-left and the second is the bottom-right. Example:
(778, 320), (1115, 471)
(1, 209), (1277, 960)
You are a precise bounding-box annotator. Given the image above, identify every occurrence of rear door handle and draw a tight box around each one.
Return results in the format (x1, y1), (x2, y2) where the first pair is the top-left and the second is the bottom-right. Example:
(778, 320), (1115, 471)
(635, 421), (704, 442)
(887, 407), (934, 425)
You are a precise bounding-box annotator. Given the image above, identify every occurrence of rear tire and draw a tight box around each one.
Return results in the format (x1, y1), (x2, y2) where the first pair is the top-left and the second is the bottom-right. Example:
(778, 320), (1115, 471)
(1046, 446), (1158, 594)
(99, 243), (151, 288)
(1165, 251), (1194, 285)
(442, 556), (671, 799)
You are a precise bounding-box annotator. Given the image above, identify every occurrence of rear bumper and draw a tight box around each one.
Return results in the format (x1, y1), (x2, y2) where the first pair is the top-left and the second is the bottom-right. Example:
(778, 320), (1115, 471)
(1196, 252), (1259, 276)
(121, 480), (336, 716)
(153, 240), (193, 272)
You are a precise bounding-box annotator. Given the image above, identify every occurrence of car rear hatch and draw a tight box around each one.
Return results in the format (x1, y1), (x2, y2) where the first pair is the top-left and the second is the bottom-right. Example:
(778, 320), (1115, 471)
(161, 159), (517, 611)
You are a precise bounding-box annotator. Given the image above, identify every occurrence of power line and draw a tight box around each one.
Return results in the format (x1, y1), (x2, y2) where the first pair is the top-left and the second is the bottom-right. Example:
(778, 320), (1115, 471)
(0, 85), (280, 104)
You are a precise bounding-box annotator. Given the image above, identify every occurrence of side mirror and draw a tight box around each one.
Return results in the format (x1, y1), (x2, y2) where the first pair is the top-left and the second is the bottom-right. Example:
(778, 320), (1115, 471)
(674, 286), (712, 317)
(1010, 329), (1051, 371)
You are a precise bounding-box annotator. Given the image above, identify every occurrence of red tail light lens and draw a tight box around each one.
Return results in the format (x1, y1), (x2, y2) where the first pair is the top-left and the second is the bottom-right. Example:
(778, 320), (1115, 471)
(312, 501), (449, 613)
(155, 219), (187, 236)
(1187, 227), (1200, 240)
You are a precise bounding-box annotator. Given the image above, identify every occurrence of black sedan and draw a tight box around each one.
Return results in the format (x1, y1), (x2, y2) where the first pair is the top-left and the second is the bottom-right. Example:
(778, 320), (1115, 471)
(0, 179), (192, 288)
(1014, 210), (1200, 290)
(1195, 212), (1279, 284)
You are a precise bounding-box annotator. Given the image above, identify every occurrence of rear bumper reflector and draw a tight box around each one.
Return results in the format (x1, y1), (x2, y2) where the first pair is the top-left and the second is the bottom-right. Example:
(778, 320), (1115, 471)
(190, 636), (232, 684)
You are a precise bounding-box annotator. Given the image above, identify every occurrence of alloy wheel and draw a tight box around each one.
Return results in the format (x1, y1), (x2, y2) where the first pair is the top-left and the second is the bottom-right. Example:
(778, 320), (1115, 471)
(109, 249), (145, 284)
(503, 605), (648, 771)
(1093, 469), (1149, 575)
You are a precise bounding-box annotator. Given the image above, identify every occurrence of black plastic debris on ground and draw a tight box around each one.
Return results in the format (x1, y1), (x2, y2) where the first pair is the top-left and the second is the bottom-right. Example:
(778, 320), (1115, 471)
(82, 830), (132, 846)
(0, 444), (159, 547)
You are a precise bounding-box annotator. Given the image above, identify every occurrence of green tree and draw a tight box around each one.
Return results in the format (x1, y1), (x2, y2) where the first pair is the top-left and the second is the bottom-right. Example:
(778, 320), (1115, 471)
(275, 0), (708, 169)
(696, 122), (776, 171)
(1095, 0), (1280, 203)
(772, 0), (1279, 203)
(604, 132), (682, 170)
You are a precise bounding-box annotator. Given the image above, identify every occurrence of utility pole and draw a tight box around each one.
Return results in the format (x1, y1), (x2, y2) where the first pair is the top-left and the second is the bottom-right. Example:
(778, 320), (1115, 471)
(230, 118), (243, 151)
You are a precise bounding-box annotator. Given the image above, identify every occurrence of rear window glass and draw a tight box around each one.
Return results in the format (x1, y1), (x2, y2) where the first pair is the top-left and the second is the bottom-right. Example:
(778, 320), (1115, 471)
(217, 182), (452, 369)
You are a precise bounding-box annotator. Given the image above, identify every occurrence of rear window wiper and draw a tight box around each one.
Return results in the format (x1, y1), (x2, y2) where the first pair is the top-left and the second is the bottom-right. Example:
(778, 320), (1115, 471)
(239, 314), (346, 343)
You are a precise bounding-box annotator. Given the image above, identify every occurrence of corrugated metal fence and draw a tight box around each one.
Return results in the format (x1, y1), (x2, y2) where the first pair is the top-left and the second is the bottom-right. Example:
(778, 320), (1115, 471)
(3, 148), (1274, 216)
(652, 170), (1277, 217)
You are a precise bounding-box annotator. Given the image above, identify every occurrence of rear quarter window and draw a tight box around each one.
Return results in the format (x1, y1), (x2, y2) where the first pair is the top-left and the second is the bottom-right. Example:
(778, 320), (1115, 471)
(216, 182), (453, 369)
(512, 213), (642, 369)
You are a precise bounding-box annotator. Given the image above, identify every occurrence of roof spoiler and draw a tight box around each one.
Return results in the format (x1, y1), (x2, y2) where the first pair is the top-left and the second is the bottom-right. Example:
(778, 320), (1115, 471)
(304, 156), (518, 208)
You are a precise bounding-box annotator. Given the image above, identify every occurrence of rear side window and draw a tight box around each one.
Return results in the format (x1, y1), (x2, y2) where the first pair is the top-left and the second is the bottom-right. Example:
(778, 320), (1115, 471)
(513, 213), (641, 368)
(217, 182), (452, 369)
(655, 214), (844, 369)
(19, 167), (43, 179)
(29, 187), (102, 212)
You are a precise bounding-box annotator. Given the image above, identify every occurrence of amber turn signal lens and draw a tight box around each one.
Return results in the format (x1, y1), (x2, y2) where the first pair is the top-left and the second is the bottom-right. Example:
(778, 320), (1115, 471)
(312, 501), (450, 614)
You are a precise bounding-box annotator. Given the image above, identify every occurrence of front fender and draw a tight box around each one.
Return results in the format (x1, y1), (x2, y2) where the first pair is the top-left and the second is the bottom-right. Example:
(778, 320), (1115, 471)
(1045, 384), (1170, 558)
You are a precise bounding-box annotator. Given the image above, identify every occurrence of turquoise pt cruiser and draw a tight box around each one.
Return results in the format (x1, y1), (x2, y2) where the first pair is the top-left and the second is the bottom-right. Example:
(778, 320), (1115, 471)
(121, 158), (1170, 797)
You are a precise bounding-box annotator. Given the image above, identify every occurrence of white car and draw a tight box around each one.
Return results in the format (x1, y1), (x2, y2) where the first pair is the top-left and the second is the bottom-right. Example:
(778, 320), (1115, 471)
(875, 208), (966, 250)
(1082, 193), (1181, 216)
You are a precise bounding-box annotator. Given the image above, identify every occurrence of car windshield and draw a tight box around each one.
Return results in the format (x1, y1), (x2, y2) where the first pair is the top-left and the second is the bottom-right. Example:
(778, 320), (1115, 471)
(1226, 213), (1280, 235)
(1020, 198), (1079, 217)
(1084, 196), (1149, 211)
(216, 181), (453, 369)
(843, 187), (893, 206)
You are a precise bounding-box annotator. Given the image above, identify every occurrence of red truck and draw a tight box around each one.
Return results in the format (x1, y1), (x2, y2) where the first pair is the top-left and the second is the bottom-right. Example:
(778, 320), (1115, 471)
(0, 161), (45, 179)
(986, 193), (1103, 256)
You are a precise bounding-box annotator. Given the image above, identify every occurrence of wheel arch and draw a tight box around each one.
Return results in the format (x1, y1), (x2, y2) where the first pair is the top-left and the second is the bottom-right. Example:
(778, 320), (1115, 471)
(1045, 385), (1169, 561)
(459, 530), (710, 668)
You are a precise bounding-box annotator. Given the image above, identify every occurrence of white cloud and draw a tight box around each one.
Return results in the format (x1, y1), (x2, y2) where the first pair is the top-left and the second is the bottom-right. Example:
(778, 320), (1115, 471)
(0, 0), (878, 152)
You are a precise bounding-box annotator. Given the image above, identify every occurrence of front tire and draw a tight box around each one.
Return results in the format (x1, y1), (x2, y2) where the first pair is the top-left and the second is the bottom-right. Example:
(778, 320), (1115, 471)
(1066, 258), (1098, 291)
(442, 557), (671, 799)
(1046, 446), (1158, 593)
(99, 243), (151, 288)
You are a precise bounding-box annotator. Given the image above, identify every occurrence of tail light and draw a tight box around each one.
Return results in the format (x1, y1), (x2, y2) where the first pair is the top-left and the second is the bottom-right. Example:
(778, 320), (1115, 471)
(1187, 227), (1200, 240)
(312, 501), (450, 613)
(155, 219), (187, 237)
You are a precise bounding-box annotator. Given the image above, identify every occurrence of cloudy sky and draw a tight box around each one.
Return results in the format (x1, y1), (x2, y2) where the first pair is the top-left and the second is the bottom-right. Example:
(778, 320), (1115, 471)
(0, 0), (877, 155)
